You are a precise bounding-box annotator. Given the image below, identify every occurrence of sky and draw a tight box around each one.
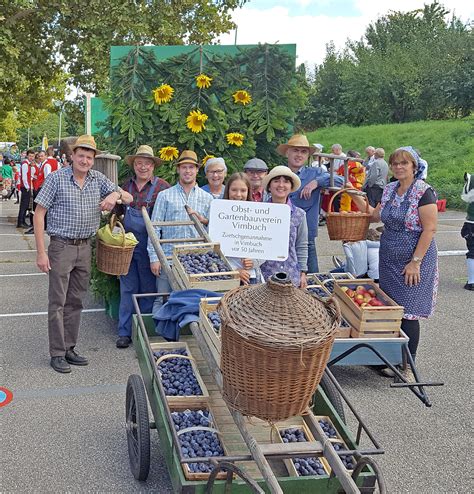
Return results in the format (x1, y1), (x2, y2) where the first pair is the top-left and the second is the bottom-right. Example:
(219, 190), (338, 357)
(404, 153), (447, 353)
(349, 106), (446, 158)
(218, 0), (473, 68)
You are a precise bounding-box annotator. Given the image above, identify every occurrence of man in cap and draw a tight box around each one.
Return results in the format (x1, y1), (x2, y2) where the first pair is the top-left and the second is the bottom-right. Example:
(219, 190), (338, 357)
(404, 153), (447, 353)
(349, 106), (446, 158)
(116, 145), (170, 348)
(243, 158), (269, 202)
(277, 134), (344, 273)
(147, 150), (213, 312)
(33, 135), (133, 373)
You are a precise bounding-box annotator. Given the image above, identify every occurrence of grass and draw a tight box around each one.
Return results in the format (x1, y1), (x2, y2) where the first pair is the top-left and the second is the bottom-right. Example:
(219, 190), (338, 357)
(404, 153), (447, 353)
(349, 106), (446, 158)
(307, 116), (474, 209)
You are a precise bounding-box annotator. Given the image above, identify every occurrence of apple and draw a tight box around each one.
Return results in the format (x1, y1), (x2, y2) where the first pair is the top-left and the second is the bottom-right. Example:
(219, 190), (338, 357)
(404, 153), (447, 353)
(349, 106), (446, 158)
(341, 286), (349, 292)
(367, 288), (376, 297)
(355, 286), (366, 295)
(369, 298), (384, 306)
(346, 289), (355, 298)
(354, 294), (365, 304)
(363, 294), (372, 302)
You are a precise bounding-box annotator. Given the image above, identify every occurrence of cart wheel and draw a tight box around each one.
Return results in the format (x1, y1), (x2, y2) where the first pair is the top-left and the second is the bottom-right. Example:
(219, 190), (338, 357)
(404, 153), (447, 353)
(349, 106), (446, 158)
(317, 372), (346, 423)
(125, 374), (151, 481)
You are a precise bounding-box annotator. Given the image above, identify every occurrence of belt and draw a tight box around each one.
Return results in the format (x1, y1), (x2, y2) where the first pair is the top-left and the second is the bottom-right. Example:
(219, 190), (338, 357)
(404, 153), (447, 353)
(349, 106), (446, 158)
(50, 236), (91, 246)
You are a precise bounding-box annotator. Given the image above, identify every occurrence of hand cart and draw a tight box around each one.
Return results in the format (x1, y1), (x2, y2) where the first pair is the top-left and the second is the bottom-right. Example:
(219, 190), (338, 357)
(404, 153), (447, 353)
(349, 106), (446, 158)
(124, 207), (387, 493)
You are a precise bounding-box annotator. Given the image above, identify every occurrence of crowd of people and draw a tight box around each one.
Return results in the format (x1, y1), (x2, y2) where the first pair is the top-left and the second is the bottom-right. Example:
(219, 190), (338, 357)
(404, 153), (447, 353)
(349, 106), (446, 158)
(1, 132), (463, 379)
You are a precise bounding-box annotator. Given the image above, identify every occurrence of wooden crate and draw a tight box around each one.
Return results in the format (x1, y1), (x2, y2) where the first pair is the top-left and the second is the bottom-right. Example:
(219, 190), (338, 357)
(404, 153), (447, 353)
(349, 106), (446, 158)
(323, 440), (356, 473)
(172, 243), (240, 292)
(335, 317), (352, 339)
(331, 272), (355, 280)
(168, 403), (229, 481)
(307, 272), (333, 286)
(199, 297), (222, 365)
(150, 341), (210, 408)
(314, 415), (345, 443)
(333, 280), (403, 338)
(273, 423), (330, 477)
(306, 284), (331, 299)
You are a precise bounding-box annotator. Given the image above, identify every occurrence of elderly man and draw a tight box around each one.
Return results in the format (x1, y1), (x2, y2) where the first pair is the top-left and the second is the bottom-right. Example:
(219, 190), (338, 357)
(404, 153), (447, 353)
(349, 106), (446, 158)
(33, 135), (133, 373)
(148, 150), (213, 312)
(363, 147), (388, 207)
(243, 158), (269, 202)
(116, 145), (170, 348)
(277, 134), (344, 273)
(363, 146), (376, 169)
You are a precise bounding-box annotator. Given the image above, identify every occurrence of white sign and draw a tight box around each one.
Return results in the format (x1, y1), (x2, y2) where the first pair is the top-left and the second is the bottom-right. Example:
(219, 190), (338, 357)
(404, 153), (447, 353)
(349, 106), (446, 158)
(209, 200), (291, 260)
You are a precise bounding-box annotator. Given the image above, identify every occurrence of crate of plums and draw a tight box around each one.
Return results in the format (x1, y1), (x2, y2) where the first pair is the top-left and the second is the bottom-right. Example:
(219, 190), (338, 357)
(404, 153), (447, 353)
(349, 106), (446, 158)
(152, 342), (209, 408)
(307, 272), (354, 294)
(333, 279), (403, 338)
(274, 424), (330, 478)
(172, 243), (240, 292)
(199, 297), (223, 364)
(335, 316), (352, 339)
(169, 405), (229, 480)
(316, 416), (356, 472)
(306, 284), (331, 300)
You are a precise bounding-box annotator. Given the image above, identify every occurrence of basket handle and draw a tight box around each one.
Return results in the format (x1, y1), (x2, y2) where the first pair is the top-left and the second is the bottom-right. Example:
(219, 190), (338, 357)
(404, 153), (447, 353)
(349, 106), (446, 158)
(325, 296), (342, 329)
(327, 188), (369, 214)
(176, 426), (221, 437)
(109, 213), (127, 247)
(155, 353), (195, 367)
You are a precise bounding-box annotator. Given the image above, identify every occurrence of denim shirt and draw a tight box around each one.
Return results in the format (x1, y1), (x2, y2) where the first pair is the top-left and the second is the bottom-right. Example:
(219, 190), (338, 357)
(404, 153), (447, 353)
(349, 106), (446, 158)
(288, 166), (344, 238)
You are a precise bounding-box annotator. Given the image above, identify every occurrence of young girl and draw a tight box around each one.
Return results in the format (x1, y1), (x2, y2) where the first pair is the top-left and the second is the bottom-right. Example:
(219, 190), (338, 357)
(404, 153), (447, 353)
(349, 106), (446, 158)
(223, 172), (262, 284)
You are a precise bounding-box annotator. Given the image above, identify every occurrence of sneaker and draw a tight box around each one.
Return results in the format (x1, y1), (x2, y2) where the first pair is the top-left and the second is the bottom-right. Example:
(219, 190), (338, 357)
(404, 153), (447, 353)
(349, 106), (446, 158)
(332, 256), (344, 268)
(464, 283), (474, 291)
(116, 336), (132, 348)
(50, 356), (71, 373)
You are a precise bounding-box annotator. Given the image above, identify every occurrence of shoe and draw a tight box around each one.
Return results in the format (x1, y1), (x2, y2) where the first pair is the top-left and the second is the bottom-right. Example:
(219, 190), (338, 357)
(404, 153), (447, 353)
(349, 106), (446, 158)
(318, 216), (327, 226)
(332, 256), (344, 269)
(65, 349), (89, 366)
(17, 223), (29, 228)
(116, 336), (132, 348)
(464, 283), (474, 291)
(397, 367), (416, 383)
(379, 367), (397, 378)
(14, 201), (19, 204)
(51, 356), (71, 374)
(25, 227), (34, 234)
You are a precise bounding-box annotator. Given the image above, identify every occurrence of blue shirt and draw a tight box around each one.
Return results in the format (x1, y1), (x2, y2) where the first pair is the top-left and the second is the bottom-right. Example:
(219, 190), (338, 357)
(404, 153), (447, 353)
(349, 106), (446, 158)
(201, 183), (224, 199)
(147, 183), (213, 262)
(35, 167), (116, 239)
(288, 166), (344, 238)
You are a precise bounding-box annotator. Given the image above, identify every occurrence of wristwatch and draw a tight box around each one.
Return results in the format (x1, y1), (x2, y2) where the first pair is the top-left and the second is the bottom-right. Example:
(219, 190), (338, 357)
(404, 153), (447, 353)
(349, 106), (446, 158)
(412, 256), (423, 263)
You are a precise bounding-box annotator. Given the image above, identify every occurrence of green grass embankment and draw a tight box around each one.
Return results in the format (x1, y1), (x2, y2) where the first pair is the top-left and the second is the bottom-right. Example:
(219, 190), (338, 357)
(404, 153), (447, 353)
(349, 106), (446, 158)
(307, 117), (474, 209)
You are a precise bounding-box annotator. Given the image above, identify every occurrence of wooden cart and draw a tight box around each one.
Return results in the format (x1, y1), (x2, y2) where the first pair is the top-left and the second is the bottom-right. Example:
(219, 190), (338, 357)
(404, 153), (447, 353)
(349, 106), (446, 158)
(123, 207), (387, 493)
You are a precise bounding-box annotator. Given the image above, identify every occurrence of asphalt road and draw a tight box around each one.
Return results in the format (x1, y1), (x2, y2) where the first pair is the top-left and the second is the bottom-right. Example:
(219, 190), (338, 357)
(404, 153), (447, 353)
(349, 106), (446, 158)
(0, 199), (472, 493)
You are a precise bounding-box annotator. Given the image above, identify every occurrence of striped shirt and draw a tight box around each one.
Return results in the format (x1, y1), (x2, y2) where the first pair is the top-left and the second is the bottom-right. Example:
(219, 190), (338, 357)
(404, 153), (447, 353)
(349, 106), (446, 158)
(35, 166), (116, 239)
(147, 183), (213, 262)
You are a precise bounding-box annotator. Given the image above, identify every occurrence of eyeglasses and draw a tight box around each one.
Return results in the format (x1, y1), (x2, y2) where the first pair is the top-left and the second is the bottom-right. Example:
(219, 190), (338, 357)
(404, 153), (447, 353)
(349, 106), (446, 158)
(245, 169), (266, 175)
(208, 169), (225, 175)
(391, 160), (411, 167)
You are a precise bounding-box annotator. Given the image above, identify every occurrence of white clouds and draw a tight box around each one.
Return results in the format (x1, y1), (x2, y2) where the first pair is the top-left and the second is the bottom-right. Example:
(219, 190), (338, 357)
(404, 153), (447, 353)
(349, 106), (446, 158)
(218, 1), (473, 68)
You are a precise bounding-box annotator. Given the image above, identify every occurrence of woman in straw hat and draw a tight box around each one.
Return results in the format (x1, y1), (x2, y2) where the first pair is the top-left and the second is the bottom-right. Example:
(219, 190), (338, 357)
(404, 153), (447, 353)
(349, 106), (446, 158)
(260, 166), (308, 288)
(116, 145), (170, 348)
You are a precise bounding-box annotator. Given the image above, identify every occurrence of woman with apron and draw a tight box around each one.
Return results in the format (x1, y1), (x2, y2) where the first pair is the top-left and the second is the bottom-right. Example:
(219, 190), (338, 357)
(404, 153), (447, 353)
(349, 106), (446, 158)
(116, 146), (170, 348)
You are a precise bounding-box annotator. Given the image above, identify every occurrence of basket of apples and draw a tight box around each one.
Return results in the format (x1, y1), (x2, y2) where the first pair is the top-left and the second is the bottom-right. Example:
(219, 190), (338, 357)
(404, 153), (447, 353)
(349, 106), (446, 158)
(333, 280), (404, 338)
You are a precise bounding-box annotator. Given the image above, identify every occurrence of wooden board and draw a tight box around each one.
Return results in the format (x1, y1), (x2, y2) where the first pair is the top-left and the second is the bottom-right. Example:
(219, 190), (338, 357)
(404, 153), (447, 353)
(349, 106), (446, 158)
(150, 341), (210, 408)
(333, 279), (403, 337)
(199, 297), (222, 366)
(172, 242), (240, 292)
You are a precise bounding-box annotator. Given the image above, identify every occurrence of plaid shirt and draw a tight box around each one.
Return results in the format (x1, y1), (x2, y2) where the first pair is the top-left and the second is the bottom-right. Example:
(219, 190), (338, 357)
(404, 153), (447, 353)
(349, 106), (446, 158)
(122, 176), (170, 210)
(147, 183), (213, 262)
(35, 167), (116, 239)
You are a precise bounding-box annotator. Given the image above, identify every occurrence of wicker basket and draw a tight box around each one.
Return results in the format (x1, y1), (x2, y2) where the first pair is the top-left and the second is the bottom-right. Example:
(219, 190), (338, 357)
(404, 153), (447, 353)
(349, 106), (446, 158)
(219, 272), (340, 422)
(96, 215), (136, 276)
(326, 189), (371, 241)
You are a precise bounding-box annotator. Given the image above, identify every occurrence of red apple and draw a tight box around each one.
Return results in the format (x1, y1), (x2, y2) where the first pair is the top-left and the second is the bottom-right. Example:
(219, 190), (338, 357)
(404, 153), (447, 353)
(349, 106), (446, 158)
(346, 289), (355, 298)
(354, 294), (365, 304)
(367, 288), (376, 297)
(356, 285), (366, 295)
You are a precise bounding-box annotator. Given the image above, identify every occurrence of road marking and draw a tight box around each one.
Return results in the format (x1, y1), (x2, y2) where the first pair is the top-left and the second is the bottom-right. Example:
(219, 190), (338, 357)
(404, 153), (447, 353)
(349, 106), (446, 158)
(0, 272), (45, 278)
(0, 250), (37, 253)
(438, 250), (467, 256)
(11, 384), (125, 400)
(0, 233), (28, 236)
(0, 308), (105, 318)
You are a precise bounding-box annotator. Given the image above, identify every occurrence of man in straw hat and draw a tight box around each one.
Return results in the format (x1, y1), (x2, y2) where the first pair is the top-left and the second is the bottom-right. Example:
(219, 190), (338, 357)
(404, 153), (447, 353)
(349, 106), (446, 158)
(116, 145), (170, 349)
(33, 135), (133, 373)
(277, 134), (344, 273)
(147, 150), (213, 315)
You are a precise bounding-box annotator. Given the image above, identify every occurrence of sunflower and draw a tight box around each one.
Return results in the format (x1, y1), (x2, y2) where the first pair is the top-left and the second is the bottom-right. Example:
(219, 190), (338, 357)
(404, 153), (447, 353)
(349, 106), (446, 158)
(226, 132), (244, 147)
(159, 146), (179, 161)
(186, 110), (208, 133)
(196, 74), (213, 89)
(202, 154), (216, 165)
(232, 90), (252, 105)
(153, 84), (174, 104)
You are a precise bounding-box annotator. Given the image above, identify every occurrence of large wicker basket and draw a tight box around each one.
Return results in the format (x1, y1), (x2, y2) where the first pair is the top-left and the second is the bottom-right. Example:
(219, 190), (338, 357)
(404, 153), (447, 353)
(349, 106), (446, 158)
(96, 215), (135, 276)
(219, 272), (340, 422)
(326, 189), (371, 241)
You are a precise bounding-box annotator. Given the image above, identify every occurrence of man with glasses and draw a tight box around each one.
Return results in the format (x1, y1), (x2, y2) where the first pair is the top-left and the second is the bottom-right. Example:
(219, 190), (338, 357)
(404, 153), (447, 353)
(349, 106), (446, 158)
(243, 158), (269, 202)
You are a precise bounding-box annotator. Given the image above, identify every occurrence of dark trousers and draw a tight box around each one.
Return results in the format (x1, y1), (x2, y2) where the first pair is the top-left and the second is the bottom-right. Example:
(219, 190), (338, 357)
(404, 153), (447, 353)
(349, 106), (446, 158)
(366, 186), (384, 208)
(17, 187), (30, 225)
(47, 238), (92, 357)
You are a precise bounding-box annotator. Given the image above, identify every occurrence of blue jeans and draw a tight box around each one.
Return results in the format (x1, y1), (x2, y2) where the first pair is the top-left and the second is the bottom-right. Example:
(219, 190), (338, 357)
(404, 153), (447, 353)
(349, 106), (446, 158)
(307, 236), (319, 273)
(118, 256), (156, 338)
(152, 269), (172, 315)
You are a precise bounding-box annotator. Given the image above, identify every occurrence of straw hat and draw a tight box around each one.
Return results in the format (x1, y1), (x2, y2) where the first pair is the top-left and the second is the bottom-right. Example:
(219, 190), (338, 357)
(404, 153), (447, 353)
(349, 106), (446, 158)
(262, 165), (301, 193)
(176, 150), (200, 167)
(125, 145), (162, 166)
(71, 135), (101, 155)
(276, 134), (316, 156)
